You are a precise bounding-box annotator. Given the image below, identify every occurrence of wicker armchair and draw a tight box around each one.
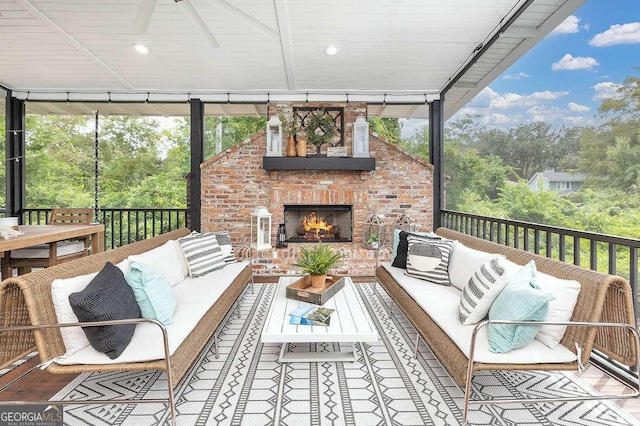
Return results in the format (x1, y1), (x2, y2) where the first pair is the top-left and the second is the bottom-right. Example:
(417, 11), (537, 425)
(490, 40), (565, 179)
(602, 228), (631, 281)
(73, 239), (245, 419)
(7, 208), (94, 276)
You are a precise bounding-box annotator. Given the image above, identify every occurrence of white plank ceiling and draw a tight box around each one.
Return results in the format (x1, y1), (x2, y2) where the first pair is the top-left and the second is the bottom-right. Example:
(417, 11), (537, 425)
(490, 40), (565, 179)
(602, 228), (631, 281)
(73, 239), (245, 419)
(0, 0), (584, 119)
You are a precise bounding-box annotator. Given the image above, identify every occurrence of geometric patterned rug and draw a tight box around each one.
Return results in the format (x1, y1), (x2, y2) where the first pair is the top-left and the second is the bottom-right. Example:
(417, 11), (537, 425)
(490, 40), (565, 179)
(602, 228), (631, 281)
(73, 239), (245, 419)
(51, 283), (640, 426)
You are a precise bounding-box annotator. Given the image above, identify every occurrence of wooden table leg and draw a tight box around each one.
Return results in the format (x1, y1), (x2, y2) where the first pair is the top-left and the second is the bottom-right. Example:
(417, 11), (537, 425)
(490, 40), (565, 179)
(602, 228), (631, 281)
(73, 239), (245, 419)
(1, 255), (12, 280)
(92, 230), (105, 254)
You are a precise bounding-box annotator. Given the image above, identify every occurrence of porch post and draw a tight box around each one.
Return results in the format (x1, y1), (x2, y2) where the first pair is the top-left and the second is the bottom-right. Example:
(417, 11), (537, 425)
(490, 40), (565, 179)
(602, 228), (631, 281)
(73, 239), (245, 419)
(5, 92), (26, 221)
(189, 98), (204, 232)
(429, 98), (444, 230)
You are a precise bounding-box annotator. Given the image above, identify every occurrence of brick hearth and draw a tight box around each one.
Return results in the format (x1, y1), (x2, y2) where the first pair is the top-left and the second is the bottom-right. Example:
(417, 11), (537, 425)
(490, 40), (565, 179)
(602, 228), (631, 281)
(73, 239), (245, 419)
(200, 102), (434, 276)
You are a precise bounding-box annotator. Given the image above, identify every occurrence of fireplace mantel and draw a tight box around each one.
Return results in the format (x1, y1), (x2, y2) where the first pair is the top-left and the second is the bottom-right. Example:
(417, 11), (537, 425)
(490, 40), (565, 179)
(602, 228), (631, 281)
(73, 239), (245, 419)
(263, 156), (376, 171)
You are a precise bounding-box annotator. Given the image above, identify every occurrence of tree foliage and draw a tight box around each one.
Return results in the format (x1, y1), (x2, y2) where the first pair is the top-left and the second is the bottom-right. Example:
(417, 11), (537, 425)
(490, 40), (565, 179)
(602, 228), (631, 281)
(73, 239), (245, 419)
(0, 114), (264, 210)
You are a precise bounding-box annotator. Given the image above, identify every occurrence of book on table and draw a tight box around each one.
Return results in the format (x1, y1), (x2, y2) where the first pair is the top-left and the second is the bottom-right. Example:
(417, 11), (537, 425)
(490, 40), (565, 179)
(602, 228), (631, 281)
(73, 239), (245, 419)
(289, 303), (335, 326)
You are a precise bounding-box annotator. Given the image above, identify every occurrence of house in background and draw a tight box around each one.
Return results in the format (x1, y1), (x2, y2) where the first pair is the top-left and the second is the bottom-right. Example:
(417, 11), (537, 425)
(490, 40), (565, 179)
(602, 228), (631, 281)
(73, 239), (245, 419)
(528, 169), (586, 194)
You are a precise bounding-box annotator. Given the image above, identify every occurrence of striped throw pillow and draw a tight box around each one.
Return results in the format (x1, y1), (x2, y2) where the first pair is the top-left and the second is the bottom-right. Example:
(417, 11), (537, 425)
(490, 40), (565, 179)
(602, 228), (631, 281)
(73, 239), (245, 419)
(211, 231), (237, 264)
(458, 256), (510, 325)
(178, 232), (226, 277)
(404, 236), (456, 286)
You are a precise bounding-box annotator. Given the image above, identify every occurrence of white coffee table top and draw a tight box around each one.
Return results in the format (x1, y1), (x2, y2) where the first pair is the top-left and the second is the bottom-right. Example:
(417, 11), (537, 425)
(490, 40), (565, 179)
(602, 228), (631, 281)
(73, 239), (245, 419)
(261, 276), (378, 344)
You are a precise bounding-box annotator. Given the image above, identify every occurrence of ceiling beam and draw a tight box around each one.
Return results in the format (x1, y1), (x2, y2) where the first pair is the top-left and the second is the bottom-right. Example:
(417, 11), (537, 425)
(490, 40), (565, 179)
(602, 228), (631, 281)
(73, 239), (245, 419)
(176, 0), (220, 49)
(133, 0), (158, 34)
(147, 103), (166, 116)
(453, 81), (477, 89)
(206, 0), (279, 39)
(274, 0), (296, 90)
(15, 0), (136, 90)
(502, 25), (539, 38)
(406, 104), (419, 119)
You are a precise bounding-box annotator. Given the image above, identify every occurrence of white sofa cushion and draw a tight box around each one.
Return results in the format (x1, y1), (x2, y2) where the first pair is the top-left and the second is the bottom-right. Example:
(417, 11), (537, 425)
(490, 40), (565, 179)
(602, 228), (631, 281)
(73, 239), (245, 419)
(448, 242), (502, 291)
(500, 259), (582, 349)
(381, 263), (577, 364)
(534, 272), (581, 348)
(51, 260), (130, 355)
(128, 240), (186, 286)
(54, 260), (249, 365)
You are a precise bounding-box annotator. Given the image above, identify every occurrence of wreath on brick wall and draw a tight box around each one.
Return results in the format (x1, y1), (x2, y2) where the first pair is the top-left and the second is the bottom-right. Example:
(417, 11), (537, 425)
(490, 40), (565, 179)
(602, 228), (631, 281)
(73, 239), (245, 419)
(305, 110), (338, 153)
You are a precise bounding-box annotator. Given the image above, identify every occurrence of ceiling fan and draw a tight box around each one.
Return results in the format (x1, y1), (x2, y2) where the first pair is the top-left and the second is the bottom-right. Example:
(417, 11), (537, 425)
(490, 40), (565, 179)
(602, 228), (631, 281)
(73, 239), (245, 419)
(132, 0), (279, 48)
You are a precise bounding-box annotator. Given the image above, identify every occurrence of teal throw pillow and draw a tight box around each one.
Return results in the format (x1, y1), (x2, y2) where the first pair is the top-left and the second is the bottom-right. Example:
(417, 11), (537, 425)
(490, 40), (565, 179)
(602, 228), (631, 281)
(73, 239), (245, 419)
(488, 261), (555, 353)
(392, 229), (401, 260)
(126, 261), (177, 325)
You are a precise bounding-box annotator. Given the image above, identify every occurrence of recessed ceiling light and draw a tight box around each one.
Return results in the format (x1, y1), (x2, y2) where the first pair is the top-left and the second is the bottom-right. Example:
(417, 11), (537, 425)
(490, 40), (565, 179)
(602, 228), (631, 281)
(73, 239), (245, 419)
(324, 45), (338, 56)
(133, 44), (150, 54)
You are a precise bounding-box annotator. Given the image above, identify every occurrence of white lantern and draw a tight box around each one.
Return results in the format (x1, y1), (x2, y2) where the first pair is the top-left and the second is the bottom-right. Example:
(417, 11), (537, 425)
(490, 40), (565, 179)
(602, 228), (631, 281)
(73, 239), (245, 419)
(352, 115), (370, 158)
(251, 206), (272, 250)
(266, 116), (283, 157)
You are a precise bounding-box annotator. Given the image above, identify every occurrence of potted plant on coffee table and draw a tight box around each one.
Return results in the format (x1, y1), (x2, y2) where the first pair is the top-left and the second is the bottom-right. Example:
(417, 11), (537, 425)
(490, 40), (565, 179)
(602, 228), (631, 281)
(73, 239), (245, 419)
(292, 243), (343, 288)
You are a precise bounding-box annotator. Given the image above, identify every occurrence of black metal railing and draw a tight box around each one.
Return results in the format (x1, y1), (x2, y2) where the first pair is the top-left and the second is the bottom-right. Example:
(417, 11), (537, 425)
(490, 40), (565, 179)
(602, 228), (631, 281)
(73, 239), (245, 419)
(22, 208), (189, 250)
(442, 209), (640, 383)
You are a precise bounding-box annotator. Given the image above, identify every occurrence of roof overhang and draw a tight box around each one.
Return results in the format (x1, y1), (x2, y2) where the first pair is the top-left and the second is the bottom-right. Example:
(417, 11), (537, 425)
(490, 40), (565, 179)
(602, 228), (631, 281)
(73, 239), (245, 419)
(0, 0), (585, 119)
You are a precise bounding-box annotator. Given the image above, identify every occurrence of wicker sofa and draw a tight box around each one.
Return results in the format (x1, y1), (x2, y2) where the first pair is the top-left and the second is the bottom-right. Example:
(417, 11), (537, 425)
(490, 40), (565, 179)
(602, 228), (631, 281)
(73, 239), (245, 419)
(376, 227), (639, 422)
(0, 227), (252, 423)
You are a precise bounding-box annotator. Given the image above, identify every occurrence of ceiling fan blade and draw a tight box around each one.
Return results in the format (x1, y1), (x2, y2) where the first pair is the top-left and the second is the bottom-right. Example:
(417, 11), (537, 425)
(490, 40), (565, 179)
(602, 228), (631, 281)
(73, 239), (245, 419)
(133, 0), (158, 34)
(207, 0), (279, 39)
(176, 0), (221, 48)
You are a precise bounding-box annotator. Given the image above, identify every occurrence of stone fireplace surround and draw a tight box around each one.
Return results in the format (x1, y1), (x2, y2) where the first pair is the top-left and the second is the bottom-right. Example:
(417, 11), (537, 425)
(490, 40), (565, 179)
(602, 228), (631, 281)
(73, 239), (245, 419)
(200, 102), (434, 276)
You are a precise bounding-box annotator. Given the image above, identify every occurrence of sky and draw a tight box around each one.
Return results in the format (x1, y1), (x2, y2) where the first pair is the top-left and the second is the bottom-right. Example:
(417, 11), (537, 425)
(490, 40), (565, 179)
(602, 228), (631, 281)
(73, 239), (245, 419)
(403, 0), (640, 136)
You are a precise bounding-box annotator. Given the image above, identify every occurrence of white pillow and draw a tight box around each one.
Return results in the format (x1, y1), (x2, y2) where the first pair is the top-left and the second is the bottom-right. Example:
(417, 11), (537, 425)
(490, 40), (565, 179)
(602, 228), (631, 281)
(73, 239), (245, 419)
(533, 272), (581, 348)
(170, 239), (189, 277)
(51, 259), (129, 354)
(448, 242), (502, 291)
(458, 256), (511, 325)
(128, 240), (186, 286)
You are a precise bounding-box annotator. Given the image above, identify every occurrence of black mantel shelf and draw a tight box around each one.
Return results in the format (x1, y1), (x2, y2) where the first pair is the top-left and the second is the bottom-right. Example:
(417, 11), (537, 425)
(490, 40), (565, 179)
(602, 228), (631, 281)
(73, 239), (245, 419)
(263, 156), (376, 171)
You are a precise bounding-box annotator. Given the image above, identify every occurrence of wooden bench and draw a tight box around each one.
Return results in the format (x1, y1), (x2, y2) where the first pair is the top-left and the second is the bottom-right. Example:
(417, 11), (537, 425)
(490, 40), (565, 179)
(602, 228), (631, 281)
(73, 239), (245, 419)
(376, 227), (639, 423)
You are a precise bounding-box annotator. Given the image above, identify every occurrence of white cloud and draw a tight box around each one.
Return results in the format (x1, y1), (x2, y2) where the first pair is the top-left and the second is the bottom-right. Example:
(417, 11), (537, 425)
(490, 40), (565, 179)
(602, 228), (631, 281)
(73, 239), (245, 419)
(589, 22), (640, 47)
(563, 116), (588, 126)
(502, 72), (530, 80)
(528, 105), (580, 124)
(552, 54), (599, 70)
(568, 102), (590, 112)
(592, 81), (624, 101)
(552, 15), (581, 34)
(490, 90), (569, 109)
(486, 113), (512, 124)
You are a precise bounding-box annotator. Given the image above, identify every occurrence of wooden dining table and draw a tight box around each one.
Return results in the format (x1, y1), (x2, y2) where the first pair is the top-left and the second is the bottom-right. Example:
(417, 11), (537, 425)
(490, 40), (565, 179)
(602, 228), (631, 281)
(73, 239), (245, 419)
(0, 224), (105, 280)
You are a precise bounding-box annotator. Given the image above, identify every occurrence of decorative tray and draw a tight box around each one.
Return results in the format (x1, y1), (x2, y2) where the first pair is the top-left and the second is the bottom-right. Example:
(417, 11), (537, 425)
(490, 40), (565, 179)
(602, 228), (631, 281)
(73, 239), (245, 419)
(285, 276), (346, 306)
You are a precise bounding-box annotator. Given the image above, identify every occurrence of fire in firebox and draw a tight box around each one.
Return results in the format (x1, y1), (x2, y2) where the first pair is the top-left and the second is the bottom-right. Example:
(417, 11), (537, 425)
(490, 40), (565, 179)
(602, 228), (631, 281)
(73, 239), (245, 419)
(298, 212), (340, 240)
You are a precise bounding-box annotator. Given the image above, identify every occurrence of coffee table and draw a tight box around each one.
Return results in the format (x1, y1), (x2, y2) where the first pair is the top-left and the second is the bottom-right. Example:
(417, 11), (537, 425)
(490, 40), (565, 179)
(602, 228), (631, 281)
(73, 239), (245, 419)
(262, 276), (378, 363)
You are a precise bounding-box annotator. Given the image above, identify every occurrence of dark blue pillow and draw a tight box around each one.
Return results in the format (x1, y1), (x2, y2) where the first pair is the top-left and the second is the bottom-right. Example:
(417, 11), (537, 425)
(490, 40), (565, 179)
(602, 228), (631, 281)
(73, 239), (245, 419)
(69, 262), (141, 359)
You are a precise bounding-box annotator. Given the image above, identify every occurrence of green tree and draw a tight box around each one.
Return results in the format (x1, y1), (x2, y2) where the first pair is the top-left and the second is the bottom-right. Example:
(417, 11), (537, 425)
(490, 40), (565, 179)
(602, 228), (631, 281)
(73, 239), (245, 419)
(579, 73), (640, 193)
(204, 116), (266, 159)
(478, 122), (561, 180)
(25, 115), (95, 207)
(443, 141), (513, 209)
(369, 118), (401, 143)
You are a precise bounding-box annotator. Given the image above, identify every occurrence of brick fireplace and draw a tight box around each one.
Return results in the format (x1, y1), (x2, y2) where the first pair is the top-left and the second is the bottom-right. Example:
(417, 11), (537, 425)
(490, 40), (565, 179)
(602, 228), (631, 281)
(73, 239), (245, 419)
(200, 102), (434, 276)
